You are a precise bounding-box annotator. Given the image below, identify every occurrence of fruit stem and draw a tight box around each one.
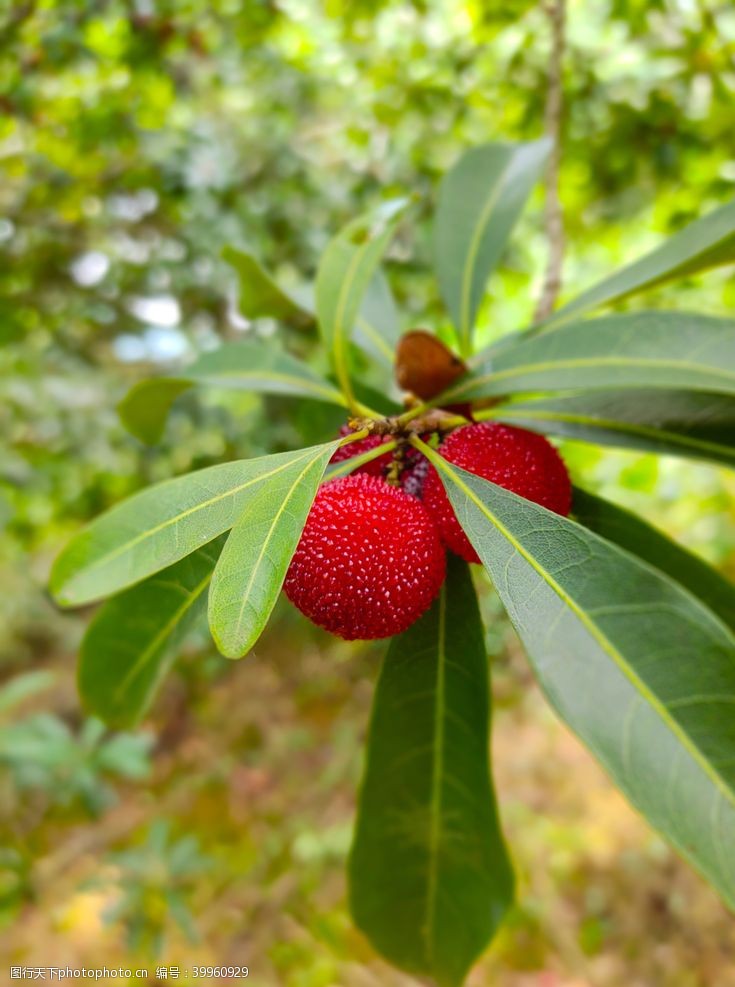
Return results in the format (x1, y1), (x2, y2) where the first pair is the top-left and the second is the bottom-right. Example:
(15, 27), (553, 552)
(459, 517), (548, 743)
(337, 427), (370, 446)
(348, 409), (469, 438)
(408, 434), (445, 471)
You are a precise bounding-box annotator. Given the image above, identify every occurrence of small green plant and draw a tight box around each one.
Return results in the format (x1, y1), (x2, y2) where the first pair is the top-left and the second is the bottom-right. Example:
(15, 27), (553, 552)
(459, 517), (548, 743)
(0, 671), (152, 815)
(101, 821), (213, 956)
(52, 140), (735, 985)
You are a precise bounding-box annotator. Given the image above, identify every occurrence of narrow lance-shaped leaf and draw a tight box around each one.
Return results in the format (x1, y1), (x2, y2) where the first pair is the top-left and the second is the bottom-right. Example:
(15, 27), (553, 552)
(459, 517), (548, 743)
(224, 241), (401, 373)
(447, 311), (735, 403)
(423, 451), (735, 909)
(433, 139), (550, 356)
(119, 341), (347, 445)
(79, 537), (225, 728)
(50, 444), (336, 607)
(208, 441), (339, 659)
(354, 267), (401, 370)
(349, 554), (514, 987)
(488, 389), (735, 470)
(572, 487), (735, 634)
(222, 245), (315, 328)
(538, 197), (735, 332)
(316, 198), (409, 406)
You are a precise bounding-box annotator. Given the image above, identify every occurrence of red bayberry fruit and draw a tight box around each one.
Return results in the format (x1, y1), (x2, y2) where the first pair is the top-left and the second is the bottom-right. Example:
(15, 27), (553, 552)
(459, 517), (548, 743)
(423, 422), (572, 564)
(329, 424), (393, 477)
(284, 473), (446, 640)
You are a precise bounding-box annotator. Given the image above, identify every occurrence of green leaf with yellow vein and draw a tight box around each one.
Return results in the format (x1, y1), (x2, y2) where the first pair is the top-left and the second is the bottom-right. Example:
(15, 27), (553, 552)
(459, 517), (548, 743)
(119, 341), (346, 445)
(447, 311), (735, 403)
(316, 198), (409, 404)
(208, 441), (339, 659)
(489, 389), (735, 470)
(355, 267), (401, 370)
(572, 487), (735, 634)
(538, 198), (735, 332)
(225, 238), (400, 373)
(222, 245), (315, 328)
(349, 554), (514, 987)
(79, 538), (225, 728)
(433, 139), (550, 356)
(51, 444), (334, 607)
(426, 450), (735, 909)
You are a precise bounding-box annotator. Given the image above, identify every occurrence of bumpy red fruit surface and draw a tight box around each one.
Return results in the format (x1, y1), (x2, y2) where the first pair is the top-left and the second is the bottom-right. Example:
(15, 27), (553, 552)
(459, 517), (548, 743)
(423, 422), (572, 564)
(284, 473), (446, 640)
(329, 424), (393, 477)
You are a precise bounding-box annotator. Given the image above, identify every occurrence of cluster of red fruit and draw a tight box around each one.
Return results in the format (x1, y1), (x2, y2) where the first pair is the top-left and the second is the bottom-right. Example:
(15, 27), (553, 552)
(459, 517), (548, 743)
(284, 422), (572, 640)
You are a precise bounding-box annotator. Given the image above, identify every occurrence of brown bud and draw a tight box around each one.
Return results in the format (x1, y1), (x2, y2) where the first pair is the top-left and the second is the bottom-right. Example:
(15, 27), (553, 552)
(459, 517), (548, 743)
(395, 330), (467, 401)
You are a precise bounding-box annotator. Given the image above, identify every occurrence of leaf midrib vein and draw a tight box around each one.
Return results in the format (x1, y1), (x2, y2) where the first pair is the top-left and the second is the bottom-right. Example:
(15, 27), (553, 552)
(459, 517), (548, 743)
(356, 315), (394, 363)
(331, 241), (368, 403)
(424, 582), (447, 964)
(449, 355), (735, 399)
(193, 368), (344, 404)
(229, 451), (328, 650)
(114, 566), (213, 704)
(67, 450), (317, 591)
(430, 451), (735, 815)
(458, 159), (509, 347)
(490, 407), (735, 460)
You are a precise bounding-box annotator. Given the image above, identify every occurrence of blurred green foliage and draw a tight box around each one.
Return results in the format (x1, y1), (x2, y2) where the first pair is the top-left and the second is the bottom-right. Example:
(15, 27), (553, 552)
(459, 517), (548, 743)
(1, 0), (735, 980)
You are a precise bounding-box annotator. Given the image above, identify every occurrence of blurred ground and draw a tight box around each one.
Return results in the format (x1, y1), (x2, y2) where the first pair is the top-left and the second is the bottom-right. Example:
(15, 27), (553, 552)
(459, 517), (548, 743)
(3, 582), (735, 987)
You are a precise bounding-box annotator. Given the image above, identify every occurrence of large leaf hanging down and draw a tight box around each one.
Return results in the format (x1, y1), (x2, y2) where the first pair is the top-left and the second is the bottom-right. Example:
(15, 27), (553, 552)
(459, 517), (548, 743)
(208, 443), (337, 658)
(538, 198), (735, 331)
(50, 444), (337, 607)
(79, 538), (225, 728)
(572, 487), (735, 633)
(349, 555), (514, 987)
(316, 198), (409, 403)
(446, 311), (735, 403)
(222, 245), (315, 329)
(424, 452), (735, 909)
(119, 341), (347, 445)
(433, 139), (550, 356)
(490, 389), (735, 470)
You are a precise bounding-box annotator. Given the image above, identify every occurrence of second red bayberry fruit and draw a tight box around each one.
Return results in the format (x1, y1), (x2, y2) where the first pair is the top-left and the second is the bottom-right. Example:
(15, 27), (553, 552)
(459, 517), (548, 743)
(423, 422), (572, 564)
(284, 473), (446, 640)
(329, 424), (393, 477)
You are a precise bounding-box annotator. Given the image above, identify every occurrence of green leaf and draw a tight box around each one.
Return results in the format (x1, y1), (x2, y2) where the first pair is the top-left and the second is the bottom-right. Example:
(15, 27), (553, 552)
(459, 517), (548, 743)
(354, 268), (401, 370)
(433, 139), (550, 356)
(572, 487), (735, 634)
(490, 389), (735, 469)
(119, 341), (347, 445)
(427, 453), (735, 909)
(349, 554), (514, 987)
(448, 311), (735, 402)
(50, 444), (335, 607)
(185, 342), (346, 403)
(118, 378), (194, 445)
(540, 198), (735, 331)
(208, 441), (338, 658)
(316, 198), (409, 405)
(78, 538), (225, 728)
(226, 239), (399, 370)
(223, 245), (315, 328)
